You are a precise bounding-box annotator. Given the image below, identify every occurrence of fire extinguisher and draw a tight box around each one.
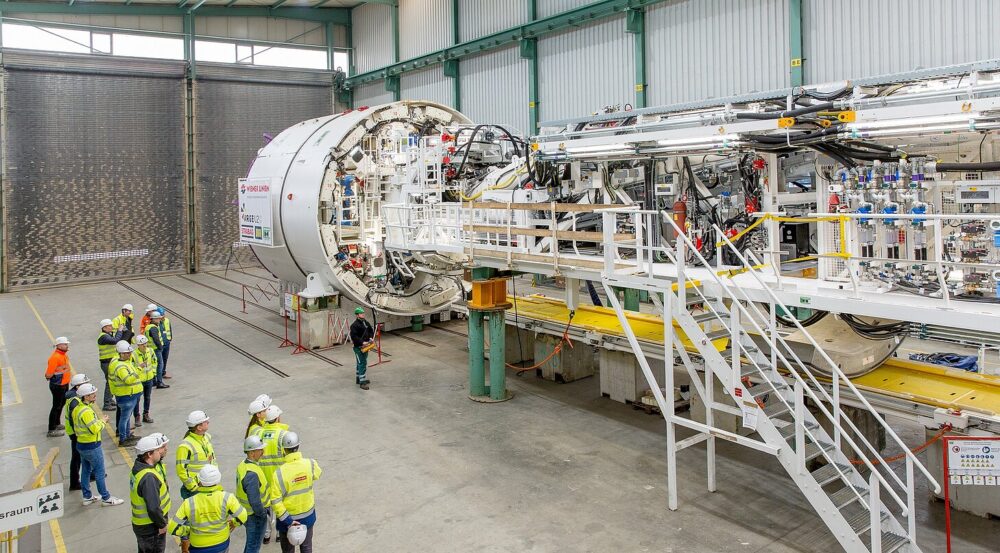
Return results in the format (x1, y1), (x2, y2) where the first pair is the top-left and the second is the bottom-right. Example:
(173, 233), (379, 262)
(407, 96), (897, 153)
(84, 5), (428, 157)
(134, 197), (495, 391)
(671, 198), (687, 239)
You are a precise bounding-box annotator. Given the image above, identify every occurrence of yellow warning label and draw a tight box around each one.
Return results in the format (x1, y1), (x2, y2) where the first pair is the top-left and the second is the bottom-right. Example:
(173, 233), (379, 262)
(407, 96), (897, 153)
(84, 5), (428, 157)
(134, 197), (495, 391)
(790, 58), (802, 67)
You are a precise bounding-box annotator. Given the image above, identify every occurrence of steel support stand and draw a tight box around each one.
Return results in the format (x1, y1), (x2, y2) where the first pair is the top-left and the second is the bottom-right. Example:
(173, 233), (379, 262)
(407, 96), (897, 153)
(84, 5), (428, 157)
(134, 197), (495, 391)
(468, 310), (486, 397)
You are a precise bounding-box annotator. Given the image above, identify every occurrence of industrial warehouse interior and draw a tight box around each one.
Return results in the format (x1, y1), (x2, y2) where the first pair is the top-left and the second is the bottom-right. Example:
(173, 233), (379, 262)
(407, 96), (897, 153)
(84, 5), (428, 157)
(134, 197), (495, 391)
(2, 1), (1000, 552)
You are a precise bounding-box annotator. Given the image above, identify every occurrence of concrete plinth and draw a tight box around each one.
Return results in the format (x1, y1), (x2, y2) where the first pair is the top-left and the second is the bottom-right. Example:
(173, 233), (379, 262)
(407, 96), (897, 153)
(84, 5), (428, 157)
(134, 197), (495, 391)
(533, 333), (595, 383)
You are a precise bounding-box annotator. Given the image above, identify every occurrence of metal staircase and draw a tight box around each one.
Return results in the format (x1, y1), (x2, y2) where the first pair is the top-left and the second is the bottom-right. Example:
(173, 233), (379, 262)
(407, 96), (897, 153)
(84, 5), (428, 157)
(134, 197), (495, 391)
(598, 209), (940, 553)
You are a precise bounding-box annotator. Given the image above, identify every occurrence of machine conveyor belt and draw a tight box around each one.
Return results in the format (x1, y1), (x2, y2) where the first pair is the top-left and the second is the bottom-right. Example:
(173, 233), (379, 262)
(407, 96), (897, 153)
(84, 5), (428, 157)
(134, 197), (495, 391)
(509, 295), (1000, 418)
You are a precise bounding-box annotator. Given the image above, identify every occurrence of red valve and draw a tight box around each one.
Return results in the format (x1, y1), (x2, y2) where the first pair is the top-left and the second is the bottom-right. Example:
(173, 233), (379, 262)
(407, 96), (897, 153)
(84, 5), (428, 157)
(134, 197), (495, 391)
(447, 146), (457, 154)
(725, 228), (738, 238)
(828, 192), (841, 210)
(441, 133), (454, 142)
(695, 236), (703, 250)
(442, 156), (451, 164)
(752, 158), (766, 170)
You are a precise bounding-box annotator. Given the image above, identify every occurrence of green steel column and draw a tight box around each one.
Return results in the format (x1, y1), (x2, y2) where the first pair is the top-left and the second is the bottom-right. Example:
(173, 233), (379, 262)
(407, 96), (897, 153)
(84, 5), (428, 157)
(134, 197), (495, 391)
(468, 310), (486, 397)
(789, 0), (803, 87)
(623, 288), (640, 312)
(411, 315), (424, 331)
(488, 310), (507, 401)
(626, 8), (646, 108)
(450, 0), (460, 111)
(390, 2), (400, 101)
(183, 13), (198, 273)
(525, 0), (539, 133)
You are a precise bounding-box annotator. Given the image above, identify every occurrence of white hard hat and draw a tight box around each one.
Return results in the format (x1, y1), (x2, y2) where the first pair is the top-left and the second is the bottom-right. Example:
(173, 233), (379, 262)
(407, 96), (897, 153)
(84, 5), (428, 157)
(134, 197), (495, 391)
(286, 523), (308, 546)
(243, 436), (265, 452)
(186, 410), (210, 427)
(264, 405), (282, 422)
(146, 303), (158, 313)
(115, 340), (133, 353)
(69, 374), (90, 387)
(149, 311), (163, 319)
(280, 431), (300, 449)
(135, 433), (170, 454)
(255, 394), (273, 409)
(77, 383), (98, 397)
(135, 335), (149, 345)
(122, 304), (134, 311)
(197, 465), (222, 486)
(54, 337), (70, 345)
(248, 399), (267, 416)
(100, 319), (114, 328)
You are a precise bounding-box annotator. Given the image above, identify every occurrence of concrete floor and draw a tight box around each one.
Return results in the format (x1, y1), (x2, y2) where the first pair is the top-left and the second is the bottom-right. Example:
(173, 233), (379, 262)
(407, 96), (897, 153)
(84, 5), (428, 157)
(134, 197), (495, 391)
(0, 269), (996, 552)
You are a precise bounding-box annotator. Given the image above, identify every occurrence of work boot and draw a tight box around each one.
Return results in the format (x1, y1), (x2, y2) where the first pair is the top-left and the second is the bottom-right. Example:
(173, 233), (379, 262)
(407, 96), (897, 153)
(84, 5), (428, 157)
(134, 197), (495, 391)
(360, 382), (370, 390)
(155, 383), (170, 389)
(46, 429), (64, 437)
(55, 424), (65, 431)
(143, 413), (154, 423)
(134, 415), (143, 428)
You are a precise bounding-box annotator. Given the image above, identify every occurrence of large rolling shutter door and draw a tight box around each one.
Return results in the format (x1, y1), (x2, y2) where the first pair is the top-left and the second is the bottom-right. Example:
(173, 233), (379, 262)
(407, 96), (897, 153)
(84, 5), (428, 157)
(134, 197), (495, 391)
(195, 64), (333, 269)
(1, 51), (187, 288)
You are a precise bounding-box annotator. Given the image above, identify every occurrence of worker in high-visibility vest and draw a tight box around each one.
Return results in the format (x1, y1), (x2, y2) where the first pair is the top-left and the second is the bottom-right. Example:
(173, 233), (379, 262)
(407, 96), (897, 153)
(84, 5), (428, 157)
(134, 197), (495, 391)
(176, 410), (216, 500)
(45, 336), (72, 437)
(146, 310), (170, 389)
(168, 465), (247, 553)
(237, 436), (279, 553)
(349, 307), (375, 390)
(272, 432), (322, 552)
(257, 405), (289, 544)
(131, 433), (171, 553)
(63, 373), (91, 491)
(131, 334), (158, 427)
(245, 394), (272, 439)
(157, 307), (174, 380)
(72, 383), (125, 506)
(109, 340), (143, 445)
(98, 318), (125, 411)
(112, 303), (136, 344)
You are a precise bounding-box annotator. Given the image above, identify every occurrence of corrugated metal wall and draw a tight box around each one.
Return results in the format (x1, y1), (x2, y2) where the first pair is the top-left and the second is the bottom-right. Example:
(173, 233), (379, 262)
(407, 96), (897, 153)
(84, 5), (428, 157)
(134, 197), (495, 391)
(460, 45), (530, 134)
(9, 12), (183, 33)
(353, 80), (393, 107)
(458, 0), (528, 41)
(538, 16), (633, 122)
(196, 17), (327, 46)
(803, 0), (1000, 84)
(195, 72), (332, 269)
(537, 0), (591, 18)
(400, 65), (453, 106)
(647, 0), (789, 106)
(1, 55), (187, 287)
(351, 2), (393, 73)
(399, 0), (453, 59)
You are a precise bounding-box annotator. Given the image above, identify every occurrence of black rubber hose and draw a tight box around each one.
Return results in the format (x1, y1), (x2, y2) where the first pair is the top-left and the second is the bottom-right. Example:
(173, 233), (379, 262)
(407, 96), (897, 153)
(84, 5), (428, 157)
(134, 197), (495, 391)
(735, 101), (835, 120)
(810, 144), (857, 169)
(800, 87), (851, 101)
(935, 161), (1000, 172)
(743, 126), (840, 145)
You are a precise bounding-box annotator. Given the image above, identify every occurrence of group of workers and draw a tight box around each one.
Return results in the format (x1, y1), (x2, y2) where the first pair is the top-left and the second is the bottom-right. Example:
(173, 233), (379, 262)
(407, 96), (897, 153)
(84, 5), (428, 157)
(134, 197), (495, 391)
(36, 301), (384, 551)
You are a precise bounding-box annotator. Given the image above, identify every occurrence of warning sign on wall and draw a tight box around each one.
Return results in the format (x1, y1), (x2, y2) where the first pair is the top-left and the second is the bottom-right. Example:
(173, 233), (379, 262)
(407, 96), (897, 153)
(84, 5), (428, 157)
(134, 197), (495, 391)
(947, 439), (1000, 485)
(238, 178), (274, 246)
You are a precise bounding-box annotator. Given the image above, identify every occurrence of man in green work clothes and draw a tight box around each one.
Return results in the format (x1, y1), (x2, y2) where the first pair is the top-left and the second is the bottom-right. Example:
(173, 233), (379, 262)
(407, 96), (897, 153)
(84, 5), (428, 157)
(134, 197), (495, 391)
(349, 307), (374, 391)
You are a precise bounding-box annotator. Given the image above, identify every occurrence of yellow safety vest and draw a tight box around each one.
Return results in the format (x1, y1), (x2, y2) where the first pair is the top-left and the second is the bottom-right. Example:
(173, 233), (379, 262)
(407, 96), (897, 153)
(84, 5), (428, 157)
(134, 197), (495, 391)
(64, 395), (81, 437)
(161, 318), (172, 341)
(144, 324), (160, 351)
(97, 332), (117, 361)
(130, 465), (171, 526)
(71, 402), (104, 444)
(257, 422), (289, 483)
(235, 458), (277, 513)
(109, 358), (142, 396)
(273, 452), (322, 522)
(176, 433), (216, 493)
(131, 347), (157, 382)
(167, 486), (246, 548)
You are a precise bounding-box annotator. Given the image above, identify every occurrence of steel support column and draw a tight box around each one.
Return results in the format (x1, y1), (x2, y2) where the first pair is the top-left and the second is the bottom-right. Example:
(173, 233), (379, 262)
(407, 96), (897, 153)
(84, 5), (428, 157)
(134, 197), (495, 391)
(626, 7), (646, 108)
(183, 13), (198, 273)
(390, 1), (400, 101)
(411, 315), (424, 331)
(526, 0), (539, 132)
(450, 0), (460, 111)
(488, 310), (508, 401)
(468, 310), (486, 396)
(789, 0), (803, 87)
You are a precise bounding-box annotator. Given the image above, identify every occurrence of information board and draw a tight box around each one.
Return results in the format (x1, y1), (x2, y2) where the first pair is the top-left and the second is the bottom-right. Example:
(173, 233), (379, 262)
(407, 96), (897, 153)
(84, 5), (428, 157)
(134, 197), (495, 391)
(238, 178), (274, 246)
(0, 483), (64, 532)
(946, 439), (1000, 485)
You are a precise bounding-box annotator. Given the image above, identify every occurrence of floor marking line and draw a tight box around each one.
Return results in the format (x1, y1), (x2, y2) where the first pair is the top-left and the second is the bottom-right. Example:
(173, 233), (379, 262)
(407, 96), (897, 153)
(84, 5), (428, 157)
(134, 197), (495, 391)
(2, 366), (24, 405)
(1, 444), (68, 553)
(23, 295), (133, 466)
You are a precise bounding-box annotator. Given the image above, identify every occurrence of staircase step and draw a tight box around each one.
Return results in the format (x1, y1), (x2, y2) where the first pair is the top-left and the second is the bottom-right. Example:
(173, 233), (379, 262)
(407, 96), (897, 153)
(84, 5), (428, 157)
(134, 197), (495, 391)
(798, 441), (836, 463)
(829, 486), (867, 509)
(777, 420), (818, 440)
(691, 312), (721, 323)
(740, 364), (761, 377)
(843, 503), (889, 534)
(858, 531), (909, 553)
(684, 296), (705, 307)
(810, 462), (851, 487)
(762, 401), (792, 419)
(747, 381), (788, 398)
(704, 329), (729, 341)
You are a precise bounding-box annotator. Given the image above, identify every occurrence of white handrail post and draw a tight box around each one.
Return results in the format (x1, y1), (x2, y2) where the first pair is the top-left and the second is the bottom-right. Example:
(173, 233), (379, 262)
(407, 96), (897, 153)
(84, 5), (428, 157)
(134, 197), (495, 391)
(795, 379), (805, 475)
(635, 210), (645, 276)
(730, 303), (741, 392)
(603, 211), (614, 273)
(833, 370), (841, 449)
(870, 470), (882, 552)
(664, 288), (678, 511)
(906, 456), (916, 542)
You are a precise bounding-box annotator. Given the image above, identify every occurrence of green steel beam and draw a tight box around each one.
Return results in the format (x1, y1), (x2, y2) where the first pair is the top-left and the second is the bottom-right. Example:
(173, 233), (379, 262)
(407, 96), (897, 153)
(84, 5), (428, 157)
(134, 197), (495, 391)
(450, 0), (460, 111)
(525, 0), (539, 132)
(177, 0), (190, 8)
(184, 13), (198, 273)
(390, 1), (400, 101)
(270, 0), (291, 10)
(626, 8), (646, 108)
(0, 3), (351, 24)
(347, 0), (667, 86)
(190, 0), (208, 11)
(789, 0), (803, 87)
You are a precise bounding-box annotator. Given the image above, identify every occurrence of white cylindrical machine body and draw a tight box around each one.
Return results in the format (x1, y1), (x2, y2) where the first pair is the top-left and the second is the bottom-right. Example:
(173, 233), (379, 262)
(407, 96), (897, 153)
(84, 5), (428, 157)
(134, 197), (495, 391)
(244, 101), (471, 316)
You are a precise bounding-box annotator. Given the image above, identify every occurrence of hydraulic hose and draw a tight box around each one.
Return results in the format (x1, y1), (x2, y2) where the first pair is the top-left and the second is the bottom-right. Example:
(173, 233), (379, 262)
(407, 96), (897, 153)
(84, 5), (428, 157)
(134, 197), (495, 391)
(930, 161), (1000, 172)
(735, 101), (835, 120)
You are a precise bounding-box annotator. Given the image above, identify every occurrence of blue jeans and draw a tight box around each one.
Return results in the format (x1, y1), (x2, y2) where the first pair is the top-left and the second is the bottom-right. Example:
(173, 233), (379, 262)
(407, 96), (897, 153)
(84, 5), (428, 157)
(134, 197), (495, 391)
(79, 445), (110, 501)
(100, 359), (115, 409)
(243, 512), (267, 553)
(353, 346), (369, 384)
(115, 393), (139, 439)
(154, 350), (166, 385)
(133, 381), (153, 416)
(160, 342), (171, 372)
